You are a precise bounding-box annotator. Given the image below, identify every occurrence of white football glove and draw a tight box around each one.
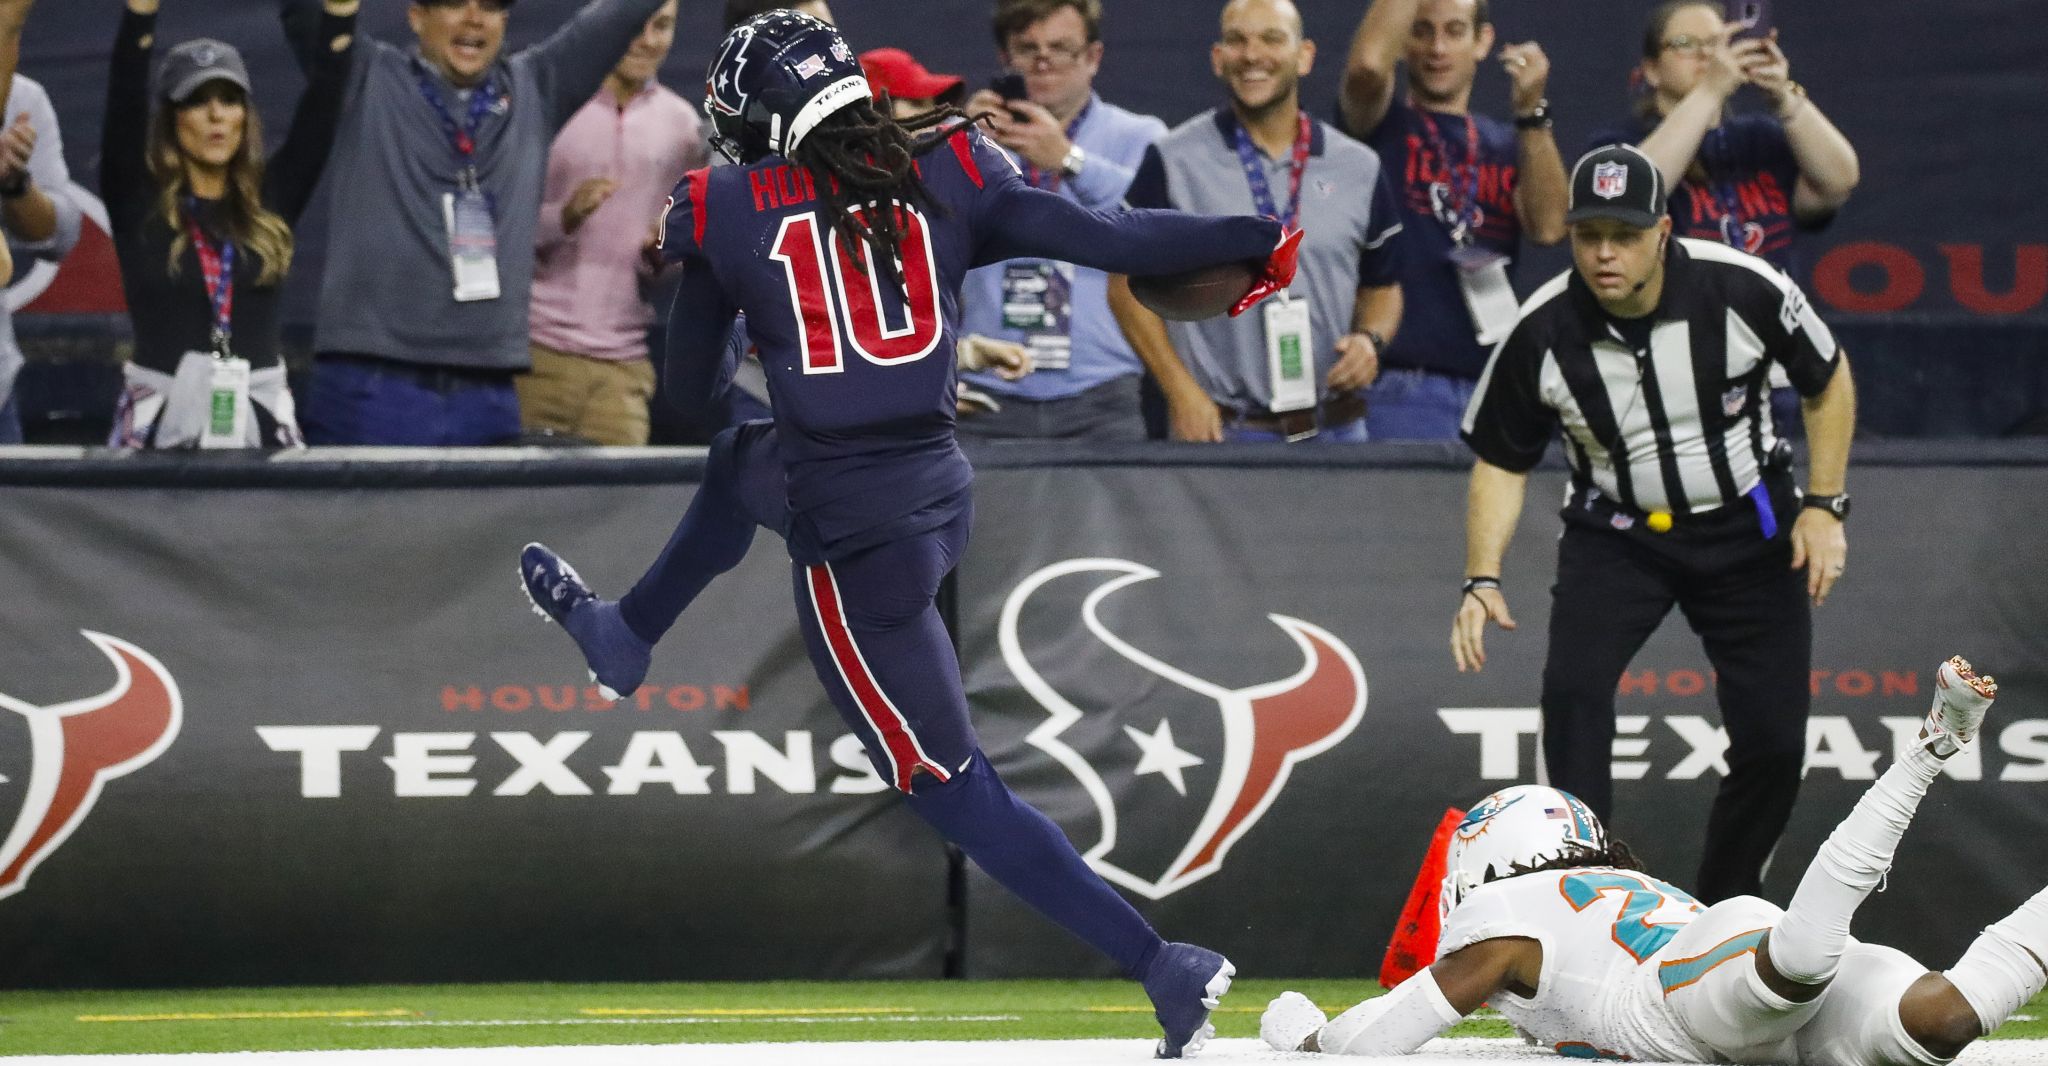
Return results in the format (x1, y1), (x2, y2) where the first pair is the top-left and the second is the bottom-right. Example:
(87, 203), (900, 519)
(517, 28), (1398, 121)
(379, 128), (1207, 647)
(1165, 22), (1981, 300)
(1261, 990), (1327, 1053)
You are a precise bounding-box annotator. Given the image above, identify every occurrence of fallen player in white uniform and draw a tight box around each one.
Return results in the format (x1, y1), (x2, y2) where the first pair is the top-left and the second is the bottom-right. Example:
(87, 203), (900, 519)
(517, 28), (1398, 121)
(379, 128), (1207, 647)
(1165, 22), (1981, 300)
(1264, 656), (2047, 1064)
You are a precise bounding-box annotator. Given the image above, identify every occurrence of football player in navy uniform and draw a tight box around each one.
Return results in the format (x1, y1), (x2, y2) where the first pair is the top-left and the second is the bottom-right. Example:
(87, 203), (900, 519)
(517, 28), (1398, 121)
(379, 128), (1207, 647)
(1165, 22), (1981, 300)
(519, 11), (1301, 1058)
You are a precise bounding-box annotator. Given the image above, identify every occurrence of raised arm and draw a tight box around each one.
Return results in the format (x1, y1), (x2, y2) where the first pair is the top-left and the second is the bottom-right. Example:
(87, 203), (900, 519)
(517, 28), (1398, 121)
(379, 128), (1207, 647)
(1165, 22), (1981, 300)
(1637, 37), (1759, 188)
(1743, 36), (1858, 219)
(2, 77), (82, 256)
(1340, 0), (1418, 139)
(263, 0), (359, 224)
(100, 0), (158, 238)
(523, 0), (667, 133)
(0, 0), (28, 111)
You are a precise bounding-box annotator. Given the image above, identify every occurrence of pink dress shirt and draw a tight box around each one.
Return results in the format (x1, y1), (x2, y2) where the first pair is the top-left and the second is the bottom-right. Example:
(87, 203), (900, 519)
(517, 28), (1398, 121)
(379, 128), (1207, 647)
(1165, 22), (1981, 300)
(529, 81), (707, 362)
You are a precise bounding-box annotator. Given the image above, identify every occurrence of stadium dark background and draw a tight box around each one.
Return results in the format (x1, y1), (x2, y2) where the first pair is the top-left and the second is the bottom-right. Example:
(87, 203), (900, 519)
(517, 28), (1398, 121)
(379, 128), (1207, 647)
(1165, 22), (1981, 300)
(11, 0), (2043, 437)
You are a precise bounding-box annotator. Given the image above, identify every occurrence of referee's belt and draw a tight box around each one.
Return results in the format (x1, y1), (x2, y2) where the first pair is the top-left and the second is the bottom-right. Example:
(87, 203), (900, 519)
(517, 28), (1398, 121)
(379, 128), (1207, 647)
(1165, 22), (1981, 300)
(1569, 475), (1789, 537)
(1220, 392), (1367, 440)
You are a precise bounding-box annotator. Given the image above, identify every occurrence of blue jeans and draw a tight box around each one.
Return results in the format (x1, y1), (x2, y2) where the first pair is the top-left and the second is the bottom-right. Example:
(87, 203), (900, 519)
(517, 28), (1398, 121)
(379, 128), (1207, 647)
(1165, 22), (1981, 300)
(1365, 367), (1477, 441)
(304, 355), (520, 446)
(1222, 417), (1369, 444)
(0, 389), (20, 444)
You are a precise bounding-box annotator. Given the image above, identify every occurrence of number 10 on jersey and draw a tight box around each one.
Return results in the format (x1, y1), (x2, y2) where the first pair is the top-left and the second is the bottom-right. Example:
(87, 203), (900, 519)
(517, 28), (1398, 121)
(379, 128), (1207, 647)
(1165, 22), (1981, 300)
(769, 203), (943, 374)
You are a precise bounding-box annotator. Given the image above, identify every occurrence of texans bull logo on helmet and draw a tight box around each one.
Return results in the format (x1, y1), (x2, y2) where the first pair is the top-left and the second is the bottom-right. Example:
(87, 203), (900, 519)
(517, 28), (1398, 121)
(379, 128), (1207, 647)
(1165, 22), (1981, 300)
(0, 632), (182, 902)
(999, 559), (1366, 900)
(704, 21), (757, 121)
(701, 10), (871, 164)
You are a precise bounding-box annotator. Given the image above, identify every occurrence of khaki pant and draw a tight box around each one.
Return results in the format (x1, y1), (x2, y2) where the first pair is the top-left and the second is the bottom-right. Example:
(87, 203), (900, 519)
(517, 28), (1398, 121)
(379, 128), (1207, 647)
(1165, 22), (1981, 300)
(516, 342), (656, 446)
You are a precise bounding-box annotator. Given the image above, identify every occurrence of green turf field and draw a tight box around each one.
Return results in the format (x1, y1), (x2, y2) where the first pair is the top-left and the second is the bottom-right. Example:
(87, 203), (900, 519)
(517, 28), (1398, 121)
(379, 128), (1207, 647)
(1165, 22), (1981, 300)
(0, 981), (2042, 1057)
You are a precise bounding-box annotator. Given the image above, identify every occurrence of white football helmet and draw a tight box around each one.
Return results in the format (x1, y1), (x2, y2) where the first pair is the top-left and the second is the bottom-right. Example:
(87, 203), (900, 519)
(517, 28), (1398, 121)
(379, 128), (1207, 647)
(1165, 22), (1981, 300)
(1440, 785), (1607, 919)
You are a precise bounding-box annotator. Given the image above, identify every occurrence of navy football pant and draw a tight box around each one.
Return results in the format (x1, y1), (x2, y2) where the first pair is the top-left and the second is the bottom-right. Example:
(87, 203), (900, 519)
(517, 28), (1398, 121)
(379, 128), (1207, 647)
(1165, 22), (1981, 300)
(617, 423), (1164, 976)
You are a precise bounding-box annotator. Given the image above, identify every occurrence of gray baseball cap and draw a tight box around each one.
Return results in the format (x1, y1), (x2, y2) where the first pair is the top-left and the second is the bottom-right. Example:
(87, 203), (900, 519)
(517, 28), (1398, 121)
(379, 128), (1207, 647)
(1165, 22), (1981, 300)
(158, 38), (252, 105)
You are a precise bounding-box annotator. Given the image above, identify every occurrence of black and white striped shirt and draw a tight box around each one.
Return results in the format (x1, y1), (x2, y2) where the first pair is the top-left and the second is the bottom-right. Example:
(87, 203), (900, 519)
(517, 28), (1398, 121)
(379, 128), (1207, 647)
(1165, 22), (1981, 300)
(1461, 238), (1840, 515)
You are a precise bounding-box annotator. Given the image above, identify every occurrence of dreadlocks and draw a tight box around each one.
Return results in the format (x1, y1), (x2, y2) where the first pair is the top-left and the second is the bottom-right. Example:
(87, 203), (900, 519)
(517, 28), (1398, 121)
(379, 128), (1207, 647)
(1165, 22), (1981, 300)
(1503, 839), (1648, 882)
(788, 99), (966, 296)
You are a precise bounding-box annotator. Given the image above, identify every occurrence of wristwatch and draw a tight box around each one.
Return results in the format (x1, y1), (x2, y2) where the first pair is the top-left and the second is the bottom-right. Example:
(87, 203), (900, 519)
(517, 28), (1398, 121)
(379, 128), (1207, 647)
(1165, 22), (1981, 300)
(0, 171), (28, 199)
(1513, 100), (1553, 131)
(1059, 143), (1087, 177)
(1801, 492), (1851, 521)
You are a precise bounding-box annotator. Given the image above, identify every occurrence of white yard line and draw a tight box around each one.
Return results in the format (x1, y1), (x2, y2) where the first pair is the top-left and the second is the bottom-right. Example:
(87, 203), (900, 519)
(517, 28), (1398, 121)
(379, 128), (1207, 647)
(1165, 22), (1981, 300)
(2, 1037), (2042, 1065)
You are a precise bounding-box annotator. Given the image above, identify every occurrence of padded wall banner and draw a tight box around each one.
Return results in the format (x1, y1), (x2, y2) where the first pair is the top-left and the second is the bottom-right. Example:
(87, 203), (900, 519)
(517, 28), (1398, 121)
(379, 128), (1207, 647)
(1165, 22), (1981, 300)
(955, 463), (2048, 978)
(3, 462), (2047, 988)
(0, 485), (951, 989)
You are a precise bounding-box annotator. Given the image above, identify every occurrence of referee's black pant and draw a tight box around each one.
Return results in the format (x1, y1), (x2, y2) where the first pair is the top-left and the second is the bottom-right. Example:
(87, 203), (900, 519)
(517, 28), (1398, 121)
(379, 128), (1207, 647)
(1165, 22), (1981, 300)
(1540, 485), (1810, 904)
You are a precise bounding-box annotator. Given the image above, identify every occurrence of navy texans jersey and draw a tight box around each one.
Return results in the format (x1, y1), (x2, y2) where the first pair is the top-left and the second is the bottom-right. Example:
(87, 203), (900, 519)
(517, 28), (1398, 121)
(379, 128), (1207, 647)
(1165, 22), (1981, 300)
(659, 125), (1280, 557)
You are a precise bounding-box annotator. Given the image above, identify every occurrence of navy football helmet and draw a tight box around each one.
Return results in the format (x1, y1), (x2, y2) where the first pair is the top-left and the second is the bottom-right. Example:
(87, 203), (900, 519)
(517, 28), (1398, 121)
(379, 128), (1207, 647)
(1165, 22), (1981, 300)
(704, 10), (870, 164)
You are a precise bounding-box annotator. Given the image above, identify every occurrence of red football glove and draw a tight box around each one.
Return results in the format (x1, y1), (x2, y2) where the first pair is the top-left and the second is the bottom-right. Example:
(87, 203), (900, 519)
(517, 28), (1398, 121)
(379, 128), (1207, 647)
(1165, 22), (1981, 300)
(1230, 225), (1304, 317)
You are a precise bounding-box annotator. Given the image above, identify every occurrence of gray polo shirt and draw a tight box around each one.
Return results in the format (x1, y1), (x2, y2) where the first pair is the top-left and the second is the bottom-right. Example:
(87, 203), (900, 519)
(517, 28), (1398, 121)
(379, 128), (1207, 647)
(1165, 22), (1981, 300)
(312, 0), (666, 371)
(1126, 108), (1403, 412)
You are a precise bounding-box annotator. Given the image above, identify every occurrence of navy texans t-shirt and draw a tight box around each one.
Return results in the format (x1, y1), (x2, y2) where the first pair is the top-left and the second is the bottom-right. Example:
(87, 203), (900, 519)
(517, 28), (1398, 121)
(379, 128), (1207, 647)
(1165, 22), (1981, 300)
(1352, 87), (1524, 380)
(1587, 111), (1825, 273)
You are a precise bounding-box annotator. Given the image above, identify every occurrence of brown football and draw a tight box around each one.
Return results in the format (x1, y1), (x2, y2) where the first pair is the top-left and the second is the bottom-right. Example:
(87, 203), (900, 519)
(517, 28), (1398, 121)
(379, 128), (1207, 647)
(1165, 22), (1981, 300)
(1128, 260), (1258, 322)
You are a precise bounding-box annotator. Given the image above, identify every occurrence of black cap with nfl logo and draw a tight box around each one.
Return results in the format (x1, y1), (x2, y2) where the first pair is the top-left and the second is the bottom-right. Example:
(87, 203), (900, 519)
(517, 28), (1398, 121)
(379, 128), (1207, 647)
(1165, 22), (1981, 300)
(1565, 144), (1666, 229)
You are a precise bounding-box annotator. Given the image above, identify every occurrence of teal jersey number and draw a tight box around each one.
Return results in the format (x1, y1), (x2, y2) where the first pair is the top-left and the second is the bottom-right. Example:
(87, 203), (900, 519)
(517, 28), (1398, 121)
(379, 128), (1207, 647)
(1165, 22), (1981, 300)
(1559, 871), (1702, 961)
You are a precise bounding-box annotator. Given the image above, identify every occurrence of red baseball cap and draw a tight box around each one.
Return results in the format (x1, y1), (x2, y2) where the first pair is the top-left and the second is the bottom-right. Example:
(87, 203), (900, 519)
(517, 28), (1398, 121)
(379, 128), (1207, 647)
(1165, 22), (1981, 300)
(859, 47), (965, 104)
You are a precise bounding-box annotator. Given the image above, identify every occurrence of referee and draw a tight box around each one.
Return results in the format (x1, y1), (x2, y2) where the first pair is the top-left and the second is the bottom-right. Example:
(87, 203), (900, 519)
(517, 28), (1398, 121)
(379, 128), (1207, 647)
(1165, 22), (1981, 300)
(1449, 144), (1855, 903)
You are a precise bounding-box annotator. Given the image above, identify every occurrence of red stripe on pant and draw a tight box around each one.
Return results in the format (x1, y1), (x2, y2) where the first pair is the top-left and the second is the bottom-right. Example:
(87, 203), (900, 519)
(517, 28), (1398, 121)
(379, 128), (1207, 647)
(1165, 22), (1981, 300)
(806, 564), (949, 792)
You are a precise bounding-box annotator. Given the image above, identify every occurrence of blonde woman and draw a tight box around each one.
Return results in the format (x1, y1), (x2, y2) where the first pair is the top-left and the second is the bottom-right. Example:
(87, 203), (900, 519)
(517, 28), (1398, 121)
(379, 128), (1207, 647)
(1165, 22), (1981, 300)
(103, 0), (357, 448)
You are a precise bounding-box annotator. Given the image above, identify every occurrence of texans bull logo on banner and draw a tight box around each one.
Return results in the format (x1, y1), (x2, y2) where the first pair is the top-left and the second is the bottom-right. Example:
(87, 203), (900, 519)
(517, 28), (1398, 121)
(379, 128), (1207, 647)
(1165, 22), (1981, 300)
(999, 559), (1366, 900)
(0, 632), (182, 902)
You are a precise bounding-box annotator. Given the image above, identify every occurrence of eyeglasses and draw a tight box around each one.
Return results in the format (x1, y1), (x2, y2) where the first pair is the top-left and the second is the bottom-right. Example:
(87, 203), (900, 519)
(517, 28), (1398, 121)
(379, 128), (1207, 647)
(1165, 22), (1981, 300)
(1660, 34), (1725, 56)
(1006, 41), (1090, 69)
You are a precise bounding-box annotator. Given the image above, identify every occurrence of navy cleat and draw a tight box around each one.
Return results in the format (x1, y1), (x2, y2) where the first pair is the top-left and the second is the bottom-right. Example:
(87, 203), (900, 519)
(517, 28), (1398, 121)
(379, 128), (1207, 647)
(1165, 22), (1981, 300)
(1143, 941), (1234, 1059)
(519, 542), (651, 700)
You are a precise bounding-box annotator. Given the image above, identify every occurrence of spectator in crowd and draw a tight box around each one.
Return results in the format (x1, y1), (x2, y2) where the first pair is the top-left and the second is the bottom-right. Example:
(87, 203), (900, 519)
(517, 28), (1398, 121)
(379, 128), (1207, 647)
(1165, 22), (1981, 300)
(299, 0), (669, 446)
(722, 0), (831, 30)
(523, 0), (700, 447)
(952, 0), (1167, 441)
(0, 67), (83, 444)
(1337, 0), (1566, 440)
(1452, 145), (1856, 904)
(1592, 0), (1859, 435)
(860, 46), (965, 122)
(102, 0), (355, 449)
(1111, 0), (1403, 444)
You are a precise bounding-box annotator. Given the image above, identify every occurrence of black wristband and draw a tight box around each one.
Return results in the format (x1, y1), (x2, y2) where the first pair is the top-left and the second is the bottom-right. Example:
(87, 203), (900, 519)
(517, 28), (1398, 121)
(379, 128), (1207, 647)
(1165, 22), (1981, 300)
(0, 172), (28, 199)
(1462, 576), (1502, 597)
(1513, 102), (1552, 131)
(1364, 329), (1388, 354)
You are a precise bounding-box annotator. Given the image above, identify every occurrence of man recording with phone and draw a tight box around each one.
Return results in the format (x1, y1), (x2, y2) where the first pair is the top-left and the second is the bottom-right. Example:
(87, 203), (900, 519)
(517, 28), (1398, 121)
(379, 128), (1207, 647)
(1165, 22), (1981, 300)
(954, 0), (1169, 440)
(1589, 0), (1860, 438)
(1452, 144), (1856, 906)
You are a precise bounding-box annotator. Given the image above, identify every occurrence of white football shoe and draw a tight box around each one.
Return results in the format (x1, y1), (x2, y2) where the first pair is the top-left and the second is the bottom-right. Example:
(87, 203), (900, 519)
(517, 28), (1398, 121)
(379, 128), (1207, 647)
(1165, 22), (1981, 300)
(1923, 655), (1997, 758)
(1260, 990), (1327, 1053)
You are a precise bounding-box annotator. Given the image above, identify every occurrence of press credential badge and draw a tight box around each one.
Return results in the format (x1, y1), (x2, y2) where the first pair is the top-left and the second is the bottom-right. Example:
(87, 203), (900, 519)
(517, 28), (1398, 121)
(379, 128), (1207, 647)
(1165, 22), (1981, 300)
(1264, 290), (1315, 413)
(445, 182), (502, 303)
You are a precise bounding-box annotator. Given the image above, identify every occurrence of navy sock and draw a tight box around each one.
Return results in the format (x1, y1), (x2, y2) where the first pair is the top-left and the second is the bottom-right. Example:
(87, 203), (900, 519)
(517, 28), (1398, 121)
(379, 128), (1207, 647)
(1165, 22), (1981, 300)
(619, 433), (757, 644)
(904, 750), (1163, 977)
